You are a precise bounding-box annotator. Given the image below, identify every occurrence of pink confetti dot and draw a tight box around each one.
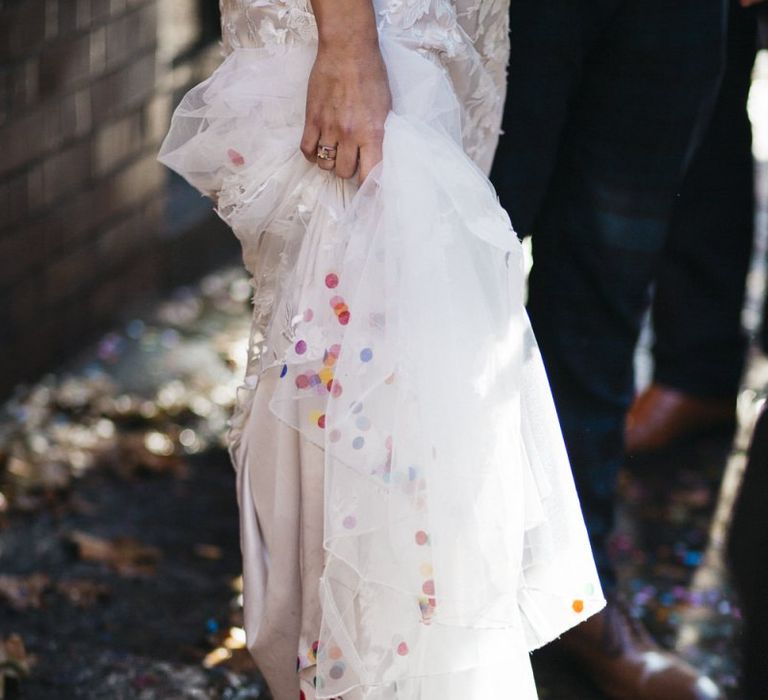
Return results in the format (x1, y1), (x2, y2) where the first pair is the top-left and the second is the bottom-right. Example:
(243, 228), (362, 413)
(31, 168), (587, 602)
(331, 381), (343, 398)
(227, 148), (245, 166)
(317, 414), (326, 429)
(338, 310), (351, 325)
(295, 374), (310, 389)
(397, 642), (409, 656)
(329, 429), (342, 443)
(422, 579), (435, 596)
(295, 339), (307, 355)
(330, 295), (344, 308)
(343, 515), (357, 529)
(325, 273), (339, 289)
(303, 308), (314, 322)
(415, 530), (428, 546)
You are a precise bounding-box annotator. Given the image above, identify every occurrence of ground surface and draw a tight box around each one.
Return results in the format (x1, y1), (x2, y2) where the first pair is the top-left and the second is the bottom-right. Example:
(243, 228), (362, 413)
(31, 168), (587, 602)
(0, 264), (758, 699)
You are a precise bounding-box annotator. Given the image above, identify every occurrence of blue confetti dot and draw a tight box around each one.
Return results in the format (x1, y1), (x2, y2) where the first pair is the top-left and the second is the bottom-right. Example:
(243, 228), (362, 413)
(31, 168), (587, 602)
(683, 550), (703, 567)
(352, 437), (365, 450)
(280, 364), (288, 378)
(360, 347), (373, 362)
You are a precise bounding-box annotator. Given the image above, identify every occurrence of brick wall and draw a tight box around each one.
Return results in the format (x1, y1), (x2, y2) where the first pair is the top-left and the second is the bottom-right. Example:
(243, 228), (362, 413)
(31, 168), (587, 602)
(0, 0), (234, 396)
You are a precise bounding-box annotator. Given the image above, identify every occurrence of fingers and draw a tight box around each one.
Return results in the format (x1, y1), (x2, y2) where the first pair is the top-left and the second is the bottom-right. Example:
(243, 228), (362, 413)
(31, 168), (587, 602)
(301, 122), (382, 182)
(334, 141), (359, 180)
(358, 134), (383, 185)
(315, 135), (338, 172)
(300, 120), (320, 163)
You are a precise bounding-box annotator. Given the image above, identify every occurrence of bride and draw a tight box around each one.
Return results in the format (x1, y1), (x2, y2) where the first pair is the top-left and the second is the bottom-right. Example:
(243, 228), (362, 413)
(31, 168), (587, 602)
(159, 0), (604, 698)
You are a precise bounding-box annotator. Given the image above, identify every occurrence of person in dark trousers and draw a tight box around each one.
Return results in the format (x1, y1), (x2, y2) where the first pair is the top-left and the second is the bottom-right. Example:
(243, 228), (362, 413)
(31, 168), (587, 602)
(625, 3), (758, 455)
(728, 406), (768, 699)
(491, 1), (734, 698)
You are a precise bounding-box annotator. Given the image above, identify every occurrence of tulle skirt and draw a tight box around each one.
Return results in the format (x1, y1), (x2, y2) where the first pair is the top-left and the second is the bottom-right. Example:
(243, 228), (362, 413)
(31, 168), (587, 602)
(159, 32), (605, 700)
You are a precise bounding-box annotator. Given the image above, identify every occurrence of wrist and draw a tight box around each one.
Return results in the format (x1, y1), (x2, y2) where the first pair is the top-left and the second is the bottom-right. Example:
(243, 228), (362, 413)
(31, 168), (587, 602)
(314, 1), (379, 54)
(317, 28), (380, 56)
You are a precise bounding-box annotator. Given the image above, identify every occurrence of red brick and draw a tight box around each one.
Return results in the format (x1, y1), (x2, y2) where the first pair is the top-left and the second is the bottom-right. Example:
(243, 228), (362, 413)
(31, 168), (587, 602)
(142, 91), (170, 146)
(90, 50), (155, 121)
(89, 0), (114, 24)
(0, 0), (48, 61)
(5, 259), (46, 325)
(100, 149), (164, 211)
(0, 108), (47, 176)
(38, 31), (92, 96)
(0, 60), (40, 119)
(47, 140), (91, 203)
(90, 25), (107, 75)
(44, 241), (95, 298)
(60, 88), (93, 140)
(156, 0), (200, 63)
(42, 149), (164, 247)
(105, 3), (156, 69)
(39, 88), (92, 151)
(92, 109), (142, 175)
(0, 173), (28, 230)
(45, 0), (59, 40)
(58, 0), (93, 34)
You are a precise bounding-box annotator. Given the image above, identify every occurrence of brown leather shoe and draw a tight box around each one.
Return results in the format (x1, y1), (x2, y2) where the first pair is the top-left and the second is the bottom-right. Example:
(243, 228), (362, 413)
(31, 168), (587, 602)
(625, 384), (736, 455)
(558, 599), (722, 700)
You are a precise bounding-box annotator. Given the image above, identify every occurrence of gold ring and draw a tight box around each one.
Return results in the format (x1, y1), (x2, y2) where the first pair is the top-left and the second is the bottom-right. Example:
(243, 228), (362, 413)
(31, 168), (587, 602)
(317, 144), (337, 161)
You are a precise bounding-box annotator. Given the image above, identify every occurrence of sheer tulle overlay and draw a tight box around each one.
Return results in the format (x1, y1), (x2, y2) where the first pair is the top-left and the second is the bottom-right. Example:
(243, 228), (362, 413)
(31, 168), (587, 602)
(159, 3), (604, 697)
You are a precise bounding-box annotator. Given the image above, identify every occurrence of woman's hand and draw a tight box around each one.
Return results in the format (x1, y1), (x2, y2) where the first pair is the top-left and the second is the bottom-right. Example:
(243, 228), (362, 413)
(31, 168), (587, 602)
(301, 4), (391, 183)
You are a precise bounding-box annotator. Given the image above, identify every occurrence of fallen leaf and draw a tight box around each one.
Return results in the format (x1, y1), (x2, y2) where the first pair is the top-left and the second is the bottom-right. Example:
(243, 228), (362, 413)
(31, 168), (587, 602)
(194, 544), (223, 560)
(0, 634), (31, 699)
(113, 433), (188, 479)
(68, 531), (162, 577)
(55, 579), (111, 607)
(0, 574), (50, 611)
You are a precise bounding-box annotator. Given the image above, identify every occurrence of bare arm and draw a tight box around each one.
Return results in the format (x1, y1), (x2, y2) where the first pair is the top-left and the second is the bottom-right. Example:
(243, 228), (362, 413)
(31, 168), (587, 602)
(300, 0), (391, 182)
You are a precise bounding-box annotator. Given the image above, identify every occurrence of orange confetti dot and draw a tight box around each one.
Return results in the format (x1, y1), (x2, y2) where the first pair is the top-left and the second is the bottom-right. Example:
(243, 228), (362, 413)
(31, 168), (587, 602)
(572, 599), (584, 613)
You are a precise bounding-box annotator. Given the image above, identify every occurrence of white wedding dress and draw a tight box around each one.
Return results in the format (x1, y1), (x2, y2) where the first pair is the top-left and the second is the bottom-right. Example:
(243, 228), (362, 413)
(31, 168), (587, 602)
(159, 1), (605, 698)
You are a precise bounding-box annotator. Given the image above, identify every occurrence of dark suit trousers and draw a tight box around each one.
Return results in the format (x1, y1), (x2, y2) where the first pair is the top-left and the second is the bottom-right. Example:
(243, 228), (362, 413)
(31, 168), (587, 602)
(653, 4), (756, 401)
(491, 0), (728, 586)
